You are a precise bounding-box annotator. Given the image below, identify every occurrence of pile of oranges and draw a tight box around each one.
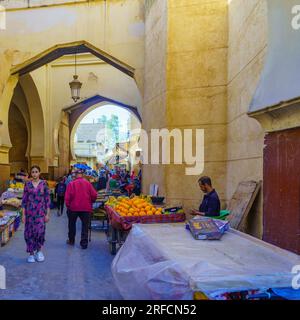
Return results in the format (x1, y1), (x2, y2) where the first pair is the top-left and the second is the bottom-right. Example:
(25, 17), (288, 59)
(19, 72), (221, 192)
(113, 196), (163, 217)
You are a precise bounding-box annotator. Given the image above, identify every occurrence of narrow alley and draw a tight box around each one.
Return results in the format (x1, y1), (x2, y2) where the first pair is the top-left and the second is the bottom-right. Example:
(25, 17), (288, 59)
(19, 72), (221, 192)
(0, 212), (121, 300)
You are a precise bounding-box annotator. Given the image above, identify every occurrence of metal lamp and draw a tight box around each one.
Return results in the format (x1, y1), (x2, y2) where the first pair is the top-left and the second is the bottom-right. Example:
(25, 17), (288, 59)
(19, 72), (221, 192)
(69, 53), (82, 103)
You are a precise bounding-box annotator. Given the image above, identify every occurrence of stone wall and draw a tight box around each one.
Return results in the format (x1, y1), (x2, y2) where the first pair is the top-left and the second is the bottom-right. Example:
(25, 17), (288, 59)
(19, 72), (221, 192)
(55, 112), (70, 179)
(0, 0), (144, 178)
(142, 0), (228, 213)
(142, 0), (168, 196)
(8, 103), (28, 173)
(0, 0), (88, 8)
(227, 0), (268, 238)
(0, 0), (272, 239)
(166, 0), (228, 212)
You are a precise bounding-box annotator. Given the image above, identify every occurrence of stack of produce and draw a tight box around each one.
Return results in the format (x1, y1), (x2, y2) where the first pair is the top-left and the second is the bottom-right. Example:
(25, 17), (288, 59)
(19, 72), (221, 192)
(0, 190), (17, 201)
(2, 198), (22, 208)
(9, 182), (24, 191)
(47, 180), (57, 189)
(106, 196), (163, 217)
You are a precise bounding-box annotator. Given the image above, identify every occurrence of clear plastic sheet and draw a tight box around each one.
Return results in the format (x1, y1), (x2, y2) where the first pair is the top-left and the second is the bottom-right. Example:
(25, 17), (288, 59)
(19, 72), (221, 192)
(111, 223), (300, 300)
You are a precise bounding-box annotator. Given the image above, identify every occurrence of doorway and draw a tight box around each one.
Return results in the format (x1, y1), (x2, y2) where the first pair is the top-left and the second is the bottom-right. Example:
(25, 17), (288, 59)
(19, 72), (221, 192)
(263, 127), (300, 254)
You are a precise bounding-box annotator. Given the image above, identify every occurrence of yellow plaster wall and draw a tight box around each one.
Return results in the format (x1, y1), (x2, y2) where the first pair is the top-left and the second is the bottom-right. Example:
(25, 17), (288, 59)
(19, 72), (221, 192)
(0, 0), (271, 239)
(227, 0), (268, 238)
(54, 112), (70, 178)
(0, 0), (144, 174)
(8, 103), (28, 173)
(0, 0), (144, 81)
(143, 0), (228, 212)
(142, 0), (168, 196)
(166, 0), (228, 213)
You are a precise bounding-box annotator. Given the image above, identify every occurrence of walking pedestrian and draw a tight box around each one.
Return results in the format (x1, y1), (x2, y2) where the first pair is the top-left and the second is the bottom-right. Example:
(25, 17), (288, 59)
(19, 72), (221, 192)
(65, 169), (75, 186)
(65, 169), (97, 249)
(55, 177), (67, 216)
(21, 166), (51, 263)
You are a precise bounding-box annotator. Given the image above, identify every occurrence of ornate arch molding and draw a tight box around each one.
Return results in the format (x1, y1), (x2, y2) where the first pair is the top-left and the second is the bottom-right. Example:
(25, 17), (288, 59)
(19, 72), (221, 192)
(64, 94), (142, 161)
(11, 40), (135, 79)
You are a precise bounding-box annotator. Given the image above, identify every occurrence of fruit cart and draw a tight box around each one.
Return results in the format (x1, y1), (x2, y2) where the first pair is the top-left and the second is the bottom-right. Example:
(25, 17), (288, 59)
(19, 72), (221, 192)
(105, 202), (186, 255)
(89, 192), (110, 238)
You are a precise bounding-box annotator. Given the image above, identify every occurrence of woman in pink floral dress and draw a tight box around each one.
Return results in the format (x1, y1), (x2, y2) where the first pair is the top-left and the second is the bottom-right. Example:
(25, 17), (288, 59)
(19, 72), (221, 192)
(22, 166), (51, 263)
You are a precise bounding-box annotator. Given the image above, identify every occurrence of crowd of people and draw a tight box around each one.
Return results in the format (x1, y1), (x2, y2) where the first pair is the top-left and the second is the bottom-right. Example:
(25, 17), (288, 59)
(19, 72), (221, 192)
(97, 166), (142, 196)
(18, 163), (221, 265)
(19, 164), (141, 263)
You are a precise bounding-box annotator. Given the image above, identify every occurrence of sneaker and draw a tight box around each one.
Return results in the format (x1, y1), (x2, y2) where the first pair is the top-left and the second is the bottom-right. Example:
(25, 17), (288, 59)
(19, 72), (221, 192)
(35, 251), (45, 262)
(27, 255), (35, 263)
(81, 245), (88, 250)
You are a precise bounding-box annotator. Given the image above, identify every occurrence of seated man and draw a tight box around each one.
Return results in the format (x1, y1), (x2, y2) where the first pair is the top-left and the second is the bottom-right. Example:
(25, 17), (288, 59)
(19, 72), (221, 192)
(192, 176), (220, 217)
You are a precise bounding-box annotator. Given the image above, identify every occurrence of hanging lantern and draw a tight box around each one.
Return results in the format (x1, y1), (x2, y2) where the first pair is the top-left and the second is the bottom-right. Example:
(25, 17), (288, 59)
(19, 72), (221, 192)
(69, 75), (82, 103)
(69, 52), (82, 103)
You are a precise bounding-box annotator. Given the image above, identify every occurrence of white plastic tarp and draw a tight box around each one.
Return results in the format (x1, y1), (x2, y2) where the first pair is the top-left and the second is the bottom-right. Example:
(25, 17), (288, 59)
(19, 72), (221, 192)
(111, 223), (300, 300)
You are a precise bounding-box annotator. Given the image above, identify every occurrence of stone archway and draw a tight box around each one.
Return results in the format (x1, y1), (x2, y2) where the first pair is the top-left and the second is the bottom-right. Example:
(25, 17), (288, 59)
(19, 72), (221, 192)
(19, 74), (46, 171)
(8, 103), (29, 174)
(66, 97), (142, 163)
(0, 72), (46, 185)
(0, 40), (139, 184)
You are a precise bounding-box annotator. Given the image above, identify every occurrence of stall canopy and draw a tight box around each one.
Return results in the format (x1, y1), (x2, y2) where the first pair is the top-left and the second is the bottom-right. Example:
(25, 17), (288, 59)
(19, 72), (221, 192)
(249, 0), (300, 113)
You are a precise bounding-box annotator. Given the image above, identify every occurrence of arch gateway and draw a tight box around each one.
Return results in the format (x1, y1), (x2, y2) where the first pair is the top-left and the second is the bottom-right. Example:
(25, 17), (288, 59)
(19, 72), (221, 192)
(0, 0), (300, 253)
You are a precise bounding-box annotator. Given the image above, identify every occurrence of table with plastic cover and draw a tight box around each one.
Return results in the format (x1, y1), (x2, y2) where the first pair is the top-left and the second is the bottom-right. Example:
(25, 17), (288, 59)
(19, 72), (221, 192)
(111, 223), (300, 300)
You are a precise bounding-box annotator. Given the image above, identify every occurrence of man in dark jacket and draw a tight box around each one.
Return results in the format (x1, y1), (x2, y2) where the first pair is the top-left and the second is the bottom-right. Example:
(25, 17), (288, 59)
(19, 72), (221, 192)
(192, 176), (221, 217)
(55, 177), (67, 216)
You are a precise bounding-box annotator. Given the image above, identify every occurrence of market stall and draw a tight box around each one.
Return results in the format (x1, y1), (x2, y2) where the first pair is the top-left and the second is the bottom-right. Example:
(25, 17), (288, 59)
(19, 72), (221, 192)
(89, 191), (111, 236)
(0, 187), (22, 247)
(111, 222), (300, 300)
(0, 210), (21, 246)
(105, 196), (185, 255)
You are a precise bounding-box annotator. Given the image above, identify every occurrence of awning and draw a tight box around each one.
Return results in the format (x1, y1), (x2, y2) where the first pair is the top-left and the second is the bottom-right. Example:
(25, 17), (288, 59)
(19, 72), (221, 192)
(249, 0), (300, 114)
